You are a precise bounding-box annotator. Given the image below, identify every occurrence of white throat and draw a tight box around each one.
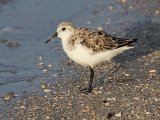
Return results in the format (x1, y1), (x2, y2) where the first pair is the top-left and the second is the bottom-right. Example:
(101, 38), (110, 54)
(58, 32), (73, 54)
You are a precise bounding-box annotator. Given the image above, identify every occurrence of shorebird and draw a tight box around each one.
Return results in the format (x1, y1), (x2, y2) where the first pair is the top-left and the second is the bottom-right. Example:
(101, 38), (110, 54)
(46, 22), (138, 93)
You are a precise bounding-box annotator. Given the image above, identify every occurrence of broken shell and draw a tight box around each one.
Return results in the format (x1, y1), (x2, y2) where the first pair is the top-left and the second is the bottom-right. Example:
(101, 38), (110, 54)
(115, 112), (122, 117)
(149, 70), (156, 73)
(43, 89), (52, 93)
(97, 27), (103, 31)
(38, 56), (43, 60)
(47, 64), (53, 68)
(42, 69), (47, 72)
(38, 62), (44, 66)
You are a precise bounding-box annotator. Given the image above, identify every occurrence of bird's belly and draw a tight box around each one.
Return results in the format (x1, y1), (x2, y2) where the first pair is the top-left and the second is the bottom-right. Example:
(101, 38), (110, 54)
(64, 44), (108, 67)
(67, 49), (94, 66)
(63, 43), (132, 67)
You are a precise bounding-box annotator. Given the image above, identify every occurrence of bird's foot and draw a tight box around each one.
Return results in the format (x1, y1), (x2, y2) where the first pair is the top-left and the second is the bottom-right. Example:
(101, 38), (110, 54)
(79, 87), (92, 94)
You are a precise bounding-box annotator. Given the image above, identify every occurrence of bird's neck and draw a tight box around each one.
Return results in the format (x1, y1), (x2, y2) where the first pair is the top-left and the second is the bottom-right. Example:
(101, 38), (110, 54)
(61, 33), (73, 53)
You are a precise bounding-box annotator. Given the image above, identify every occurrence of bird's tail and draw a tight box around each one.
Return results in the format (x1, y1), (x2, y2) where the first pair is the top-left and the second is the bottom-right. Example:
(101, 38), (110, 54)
(117, 38), (138, 48)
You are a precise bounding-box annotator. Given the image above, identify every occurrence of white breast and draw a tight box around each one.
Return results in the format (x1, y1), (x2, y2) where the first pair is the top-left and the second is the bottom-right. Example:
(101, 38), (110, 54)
(62, 38), (133, 67)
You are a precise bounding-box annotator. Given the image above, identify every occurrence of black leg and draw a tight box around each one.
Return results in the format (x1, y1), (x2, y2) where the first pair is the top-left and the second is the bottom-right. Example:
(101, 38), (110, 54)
(79, 66), (94, 93)
(87, 66), (94, 92)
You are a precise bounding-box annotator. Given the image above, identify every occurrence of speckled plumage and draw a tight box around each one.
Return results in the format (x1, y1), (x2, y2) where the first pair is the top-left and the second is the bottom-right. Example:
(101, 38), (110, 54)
(68, 27), (137, 53)
(46, 22), (138, 93)
(47, 22), (138, 67)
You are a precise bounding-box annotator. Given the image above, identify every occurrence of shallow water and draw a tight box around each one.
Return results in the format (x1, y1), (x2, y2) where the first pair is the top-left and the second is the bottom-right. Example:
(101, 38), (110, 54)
(0, 0), (94, 96)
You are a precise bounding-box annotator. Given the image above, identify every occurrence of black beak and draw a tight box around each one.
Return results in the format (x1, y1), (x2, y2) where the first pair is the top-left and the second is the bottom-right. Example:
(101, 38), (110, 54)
(45, 32), (58, 43)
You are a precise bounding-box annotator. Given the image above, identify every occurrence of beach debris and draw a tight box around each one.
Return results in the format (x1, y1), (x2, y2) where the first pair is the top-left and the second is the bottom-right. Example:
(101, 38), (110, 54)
(38, 62), (44, 67)
(47, 64), (53, 68)
(107, 112), (114, 119)
(7, 42), (20, 48)
(124, 73), (130, 77)
(3, 96), (11, 102)
(149, 69), (156, 73)
(38, 56), (43, 60)
(43, 89), (52, 93)
(109, 6), (113, 11)
(115, 112), (122, 117)
(96, 26), (103, 31)
(42, 69), (47, 72)
(0, 38), (8, 43)
(155, 10), (159, 15)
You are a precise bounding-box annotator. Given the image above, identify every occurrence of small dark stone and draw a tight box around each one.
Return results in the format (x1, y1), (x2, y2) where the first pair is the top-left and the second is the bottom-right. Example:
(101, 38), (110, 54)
(7, 92), (16, 98)
(102, 100), (108, 103)
(0, 39), (8, 43)
(7, 42), (20, 48)
(67, 62), (71, 66)
(26, 79), (33, 82)
(107, 112), (114, 119)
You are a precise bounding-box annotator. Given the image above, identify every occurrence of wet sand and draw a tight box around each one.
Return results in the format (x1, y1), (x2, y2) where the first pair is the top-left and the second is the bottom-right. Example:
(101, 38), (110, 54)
(0, 0), (160, 119)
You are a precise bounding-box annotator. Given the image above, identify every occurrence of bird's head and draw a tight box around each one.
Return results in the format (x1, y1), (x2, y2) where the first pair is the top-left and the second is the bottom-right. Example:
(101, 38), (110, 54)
(46, 22), (76, 43)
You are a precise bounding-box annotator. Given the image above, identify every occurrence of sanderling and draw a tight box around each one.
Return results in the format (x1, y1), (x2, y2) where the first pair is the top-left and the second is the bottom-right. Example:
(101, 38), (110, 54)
(46, 22), (138, 93)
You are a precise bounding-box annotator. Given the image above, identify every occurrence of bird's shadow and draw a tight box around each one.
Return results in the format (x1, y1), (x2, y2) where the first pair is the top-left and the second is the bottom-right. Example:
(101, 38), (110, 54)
(113, 19), (160, 66)
(96, 19), (160, 87)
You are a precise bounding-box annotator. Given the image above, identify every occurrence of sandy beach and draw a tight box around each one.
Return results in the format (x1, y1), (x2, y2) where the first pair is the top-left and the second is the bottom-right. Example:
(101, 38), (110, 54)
(0, 0), (160, 119)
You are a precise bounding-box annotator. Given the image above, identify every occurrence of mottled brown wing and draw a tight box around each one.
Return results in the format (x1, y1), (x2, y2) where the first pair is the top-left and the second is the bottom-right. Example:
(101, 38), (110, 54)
(70, 28), (138, 53)
(75, 28), (118, 52)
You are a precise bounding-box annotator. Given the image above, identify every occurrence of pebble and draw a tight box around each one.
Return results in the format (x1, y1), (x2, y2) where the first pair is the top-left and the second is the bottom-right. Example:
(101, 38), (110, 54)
(68, 103), (72, 106)
(149, 70), (156, 73)
(96, 27), (103, 31)
(38, 62), (44, 67)
(7, 42), (20, 48)
(107, 112), (114, 119)
(105, 22), (110, 26)
(38, 56), (43, 60)
(115, 112), (122, 117)
(133, 97), (140, 100)
(43, 89), (51, 93)
(121, 0), (126, 3)
(61, 118), (65, 120)
(99, 87), (103, 90)
(155, 98), (160, 102)
(3, 96), (10, 102)
(42, 69), (47, 72)
(109, 6), (113, 11)
(124, 73), (130, 77)
(1, 27), (15, 31)
(105, 103), (110, 106)
(144, 63), (149, 65)
(86, 21), (91, 24)
(20, 106), (26, 109)
(45, 116), (50, 119)
(106, 97), (116, 101)
(0, 39), (8, 43)
(92, 90), (102, 94)
(32, 106), (38, 110)
(145, 112), (150, 115)
(102, 100), (108, 103)
(155, 10), (159, 15)
(129, 6), (133, 10)
(7, 92), (16, 97)
(92, 10), (98, 14)
(41, 84), (47, 89)
(47, 64), (53, 68)
(82, 118), (88, 120)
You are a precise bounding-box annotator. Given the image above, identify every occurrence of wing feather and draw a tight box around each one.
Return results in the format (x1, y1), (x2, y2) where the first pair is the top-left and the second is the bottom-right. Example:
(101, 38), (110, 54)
(69, 28), (138, 53)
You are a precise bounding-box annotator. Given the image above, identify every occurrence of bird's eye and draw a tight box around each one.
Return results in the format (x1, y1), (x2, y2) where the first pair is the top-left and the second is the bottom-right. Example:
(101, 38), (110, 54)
(62, 27), (66, 31)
